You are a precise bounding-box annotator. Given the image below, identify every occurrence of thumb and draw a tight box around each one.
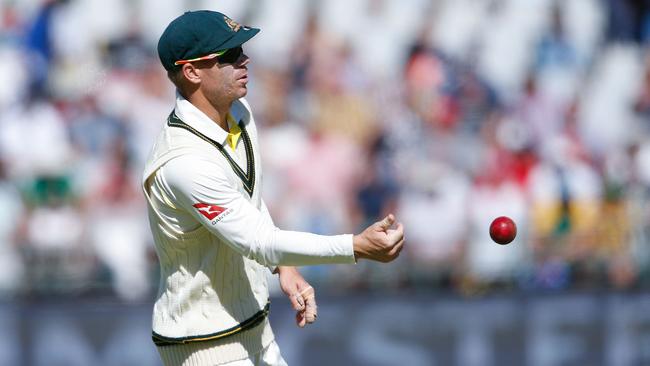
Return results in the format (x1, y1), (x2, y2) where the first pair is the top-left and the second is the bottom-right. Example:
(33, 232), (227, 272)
(289, 291), (305, 311)
(377, 214), (395, 231)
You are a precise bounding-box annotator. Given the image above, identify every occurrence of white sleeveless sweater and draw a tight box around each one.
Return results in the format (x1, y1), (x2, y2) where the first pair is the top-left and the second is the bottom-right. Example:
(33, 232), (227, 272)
(142, 95), (355, 365)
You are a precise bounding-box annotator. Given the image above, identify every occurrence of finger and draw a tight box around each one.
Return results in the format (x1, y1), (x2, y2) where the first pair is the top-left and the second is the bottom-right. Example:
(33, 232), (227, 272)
(303, 293), (317, 323)
(388, 238), (405, 257)
(296, 311), (307, 328)
(301, 287), (316, 304)
(299, 286), (314, 311)
(396, 238), (405, 254)
(299, 286), (314, 297)
(387, 222), (404, 243)
(305, 304), (317, 323)
(290, 292), (305, 311)
(377, 214), (395, 230)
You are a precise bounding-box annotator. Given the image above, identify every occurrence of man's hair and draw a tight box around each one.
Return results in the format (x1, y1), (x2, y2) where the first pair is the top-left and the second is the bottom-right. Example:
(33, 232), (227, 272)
(167, 68), (184, 88)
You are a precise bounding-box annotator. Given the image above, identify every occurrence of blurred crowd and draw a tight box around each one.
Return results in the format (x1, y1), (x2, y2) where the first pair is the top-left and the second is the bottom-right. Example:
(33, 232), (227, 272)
(1, 0), (650, 301)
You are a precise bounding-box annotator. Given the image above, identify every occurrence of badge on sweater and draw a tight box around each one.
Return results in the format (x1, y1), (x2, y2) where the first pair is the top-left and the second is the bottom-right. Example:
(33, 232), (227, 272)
(193, 202), (227, 220)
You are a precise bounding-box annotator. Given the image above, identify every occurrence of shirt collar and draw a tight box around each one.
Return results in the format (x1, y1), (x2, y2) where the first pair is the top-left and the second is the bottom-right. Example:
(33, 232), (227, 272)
(173, 92), (231, 145)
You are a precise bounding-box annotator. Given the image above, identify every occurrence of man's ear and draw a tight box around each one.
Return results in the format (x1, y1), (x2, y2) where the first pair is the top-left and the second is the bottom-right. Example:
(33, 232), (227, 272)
(182, 63), (201, 85)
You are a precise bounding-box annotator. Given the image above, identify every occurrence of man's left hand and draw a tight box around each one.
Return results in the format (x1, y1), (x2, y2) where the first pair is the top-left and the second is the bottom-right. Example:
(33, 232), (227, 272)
(276, 266), (317, 328)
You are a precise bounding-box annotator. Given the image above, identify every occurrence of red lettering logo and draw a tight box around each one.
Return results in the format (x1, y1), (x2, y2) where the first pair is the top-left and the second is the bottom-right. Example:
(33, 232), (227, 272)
(193, 202), (227, 220)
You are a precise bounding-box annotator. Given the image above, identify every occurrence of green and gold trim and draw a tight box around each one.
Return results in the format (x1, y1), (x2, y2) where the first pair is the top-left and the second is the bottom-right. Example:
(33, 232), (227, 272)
(168, 111), (255, 197)
(152, 301), (270, 347)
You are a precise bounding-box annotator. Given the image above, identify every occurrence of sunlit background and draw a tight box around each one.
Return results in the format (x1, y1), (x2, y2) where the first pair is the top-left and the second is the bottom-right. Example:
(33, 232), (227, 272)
(1, 0), (650, 365)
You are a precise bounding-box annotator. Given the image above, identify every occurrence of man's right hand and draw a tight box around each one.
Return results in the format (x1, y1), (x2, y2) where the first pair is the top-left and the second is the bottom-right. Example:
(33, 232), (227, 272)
(353, 214), (405, 262)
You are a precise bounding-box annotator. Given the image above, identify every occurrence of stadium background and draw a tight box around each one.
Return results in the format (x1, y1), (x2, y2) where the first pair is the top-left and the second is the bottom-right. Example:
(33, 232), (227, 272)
(1, 0), (650, 364)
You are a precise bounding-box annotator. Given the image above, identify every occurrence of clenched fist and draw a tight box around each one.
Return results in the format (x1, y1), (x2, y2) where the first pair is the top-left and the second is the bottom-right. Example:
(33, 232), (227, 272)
(353, 214), (405, 262)
(277, 266), (318, 328)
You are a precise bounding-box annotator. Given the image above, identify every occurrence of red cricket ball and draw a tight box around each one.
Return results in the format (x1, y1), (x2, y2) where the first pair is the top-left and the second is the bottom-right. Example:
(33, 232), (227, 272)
(489, 216), (517, 245)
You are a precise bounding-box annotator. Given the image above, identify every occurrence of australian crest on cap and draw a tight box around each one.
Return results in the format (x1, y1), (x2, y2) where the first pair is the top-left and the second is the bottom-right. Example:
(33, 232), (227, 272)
(223, 15), (241, 32)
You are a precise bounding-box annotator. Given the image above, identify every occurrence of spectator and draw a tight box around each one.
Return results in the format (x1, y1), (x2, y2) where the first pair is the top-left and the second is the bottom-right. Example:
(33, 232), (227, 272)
(0, 0), (648, 297)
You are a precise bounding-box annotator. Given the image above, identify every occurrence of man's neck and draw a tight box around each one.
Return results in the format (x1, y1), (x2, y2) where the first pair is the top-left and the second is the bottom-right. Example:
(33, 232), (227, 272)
(186, 92), (232, 131)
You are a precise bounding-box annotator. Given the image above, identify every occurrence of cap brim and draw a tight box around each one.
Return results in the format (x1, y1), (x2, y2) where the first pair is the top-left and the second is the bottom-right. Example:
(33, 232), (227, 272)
(218, 27), (260, 51)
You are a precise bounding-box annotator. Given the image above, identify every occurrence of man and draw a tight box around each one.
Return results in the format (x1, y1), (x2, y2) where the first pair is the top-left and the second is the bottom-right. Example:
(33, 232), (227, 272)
(143, 10), (405, 366)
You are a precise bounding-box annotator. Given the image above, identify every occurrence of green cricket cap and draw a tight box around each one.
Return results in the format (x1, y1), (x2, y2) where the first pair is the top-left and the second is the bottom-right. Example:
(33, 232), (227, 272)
(157, 10), (260, 71)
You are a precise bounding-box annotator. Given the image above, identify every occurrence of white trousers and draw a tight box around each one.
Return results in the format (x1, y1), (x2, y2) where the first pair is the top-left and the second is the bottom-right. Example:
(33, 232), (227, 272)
(223, 341), (287, 366)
